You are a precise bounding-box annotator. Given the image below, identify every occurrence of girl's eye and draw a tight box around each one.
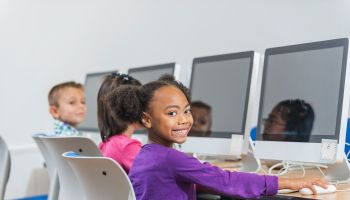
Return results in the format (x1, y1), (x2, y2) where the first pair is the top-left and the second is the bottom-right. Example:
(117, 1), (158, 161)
(185, 108), (191, 114)
(168, 111), (177, 116)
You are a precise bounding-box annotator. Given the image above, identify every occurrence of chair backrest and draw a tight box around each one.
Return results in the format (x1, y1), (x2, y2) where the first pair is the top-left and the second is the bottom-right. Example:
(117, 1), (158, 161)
(0, 136), (11, 200)
(40, 136), (101, 200)
(32, 133), (59, 200)
(32, 134), (56, 178)
(63, 152), (136, 200)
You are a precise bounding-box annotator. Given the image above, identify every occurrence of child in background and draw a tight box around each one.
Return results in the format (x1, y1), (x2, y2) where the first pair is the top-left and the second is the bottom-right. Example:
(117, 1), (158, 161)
(189, 101), (212, 137)
(48, 81), (86, 136)
(263, 99), (315, 142)
(98, 72), (142, 173)
(127, 75), (328, 200)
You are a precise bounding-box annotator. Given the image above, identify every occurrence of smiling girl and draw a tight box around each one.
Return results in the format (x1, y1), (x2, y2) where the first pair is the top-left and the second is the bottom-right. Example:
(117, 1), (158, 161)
(127, 75), (327, 200)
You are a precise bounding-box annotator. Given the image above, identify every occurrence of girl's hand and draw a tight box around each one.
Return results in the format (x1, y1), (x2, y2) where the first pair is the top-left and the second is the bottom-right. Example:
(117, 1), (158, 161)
(278, 177), (329, 194)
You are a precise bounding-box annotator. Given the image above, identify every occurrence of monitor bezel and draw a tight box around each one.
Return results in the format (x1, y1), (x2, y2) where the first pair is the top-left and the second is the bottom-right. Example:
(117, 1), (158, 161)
(127, 62), (175, 81)
(78, 70), (117, 132)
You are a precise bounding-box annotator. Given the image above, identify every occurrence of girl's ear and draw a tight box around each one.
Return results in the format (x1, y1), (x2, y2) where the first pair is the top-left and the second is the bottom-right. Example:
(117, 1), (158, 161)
(49, 106), (59, 119)
(141, 112), (152, 128)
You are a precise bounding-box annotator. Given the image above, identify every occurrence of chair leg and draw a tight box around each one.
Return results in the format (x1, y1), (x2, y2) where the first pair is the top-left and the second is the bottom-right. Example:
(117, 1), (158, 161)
(48, 171), (59, 200)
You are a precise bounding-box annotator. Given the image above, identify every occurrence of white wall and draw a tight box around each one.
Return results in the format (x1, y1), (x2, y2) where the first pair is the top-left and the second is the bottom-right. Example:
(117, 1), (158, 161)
(1, 0), (349, 198)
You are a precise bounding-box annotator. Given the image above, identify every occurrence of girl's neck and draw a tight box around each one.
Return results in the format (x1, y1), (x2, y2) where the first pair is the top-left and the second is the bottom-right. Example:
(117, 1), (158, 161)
(123, 123), (140, 137)
(148, 134), (173, 148)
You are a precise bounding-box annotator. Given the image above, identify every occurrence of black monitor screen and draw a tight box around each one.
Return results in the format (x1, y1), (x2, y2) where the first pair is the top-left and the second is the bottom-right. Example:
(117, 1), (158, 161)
(190, 52), (255, 137)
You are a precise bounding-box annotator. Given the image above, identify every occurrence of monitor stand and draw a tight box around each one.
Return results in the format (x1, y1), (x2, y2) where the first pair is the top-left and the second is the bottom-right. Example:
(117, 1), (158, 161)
(240, 139), (260, 172)
(326, 153), (350, 182)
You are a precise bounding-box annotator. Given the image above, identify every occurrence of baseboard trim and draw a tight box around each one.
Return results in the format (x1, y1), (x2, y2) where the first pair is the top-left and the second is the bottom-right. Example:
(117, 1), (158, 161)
(9, 144), (37, 152)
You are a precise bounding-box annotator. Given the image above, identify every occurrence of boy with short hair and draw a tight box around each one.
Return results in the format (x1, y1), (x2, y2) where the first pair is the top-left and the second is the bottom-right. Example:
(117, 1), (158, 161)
(48, 81), (87, 135)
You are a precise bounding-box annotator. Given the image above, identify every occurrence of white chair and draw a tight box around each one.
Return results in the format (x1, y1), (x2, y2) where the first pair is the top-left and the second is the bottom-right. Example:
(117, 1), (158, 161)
(40, 136), (101, 200)
(63, 152), (136, 200)
(32, 133), (59, 200)
(0, 136), (11, 200)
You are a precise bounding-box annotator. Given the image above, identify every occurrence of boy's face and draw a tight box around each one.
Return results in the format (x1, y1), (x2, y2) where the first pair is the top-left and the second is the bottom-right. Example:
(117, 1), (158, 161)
(50, 87), (87, 127)
(142, 86), (193, 147)
(263, 108), (286, 135)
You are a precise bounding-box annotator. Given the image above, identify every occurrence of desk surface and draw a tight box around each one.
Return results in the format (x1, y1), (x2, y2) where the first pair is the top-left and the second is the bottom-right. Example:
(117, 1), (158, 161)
(210, 160), (350, 200)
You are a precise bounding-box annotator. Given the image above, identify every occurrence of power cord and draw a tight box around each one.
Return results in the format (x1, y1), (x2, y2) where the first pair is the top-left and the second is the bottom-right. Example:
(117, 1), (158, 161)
(267, 161), (328, 177)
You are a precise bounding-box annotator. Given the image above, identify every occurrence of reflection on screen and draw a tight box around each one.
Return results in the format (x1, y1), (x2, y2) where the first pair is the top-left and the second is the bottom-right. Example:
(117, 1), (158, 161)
(78, 72), (113, 131)
(128, 63), (175, 84)
(261, 99), (315, 142)
(257, 45), (345, 142)
(190, 53), (253, 136)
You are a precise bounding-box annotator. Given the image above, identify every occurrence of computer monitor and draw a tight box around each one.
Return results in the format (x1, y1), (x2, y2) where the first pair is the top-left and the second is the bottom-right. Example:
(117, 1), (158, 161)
(254, 38), (350, 165)
(78, 71), (115, 131)
(127, 63), (177, 84)
(180, 51), (261, 157)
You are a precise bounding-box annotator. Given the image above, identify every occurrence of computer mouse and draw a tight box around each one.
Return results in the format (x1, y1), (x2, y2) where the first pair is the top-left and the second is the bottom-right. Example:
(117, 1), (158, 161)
(299, 184), (336, 195)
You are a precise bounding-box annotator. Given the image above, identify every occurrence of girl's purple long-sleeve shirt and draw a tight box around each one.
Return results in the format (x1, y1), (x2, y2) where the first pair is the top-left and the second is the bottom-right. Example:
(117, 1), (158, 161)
(129, 143), (278, 200)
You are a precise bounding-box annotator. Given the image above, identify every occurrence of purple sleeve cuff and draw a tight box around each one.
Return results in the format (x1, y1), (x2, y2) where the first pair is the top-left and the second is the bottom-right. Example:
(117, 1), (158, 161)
(265, 175), (278, 196)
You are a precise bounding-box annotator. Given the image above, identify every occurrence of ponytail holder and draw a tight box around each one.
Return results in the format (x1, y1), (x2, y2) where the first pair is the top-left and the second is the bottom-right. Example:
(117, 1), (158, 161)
(120, 74), (134, 81)
(108, 72), (134, 81)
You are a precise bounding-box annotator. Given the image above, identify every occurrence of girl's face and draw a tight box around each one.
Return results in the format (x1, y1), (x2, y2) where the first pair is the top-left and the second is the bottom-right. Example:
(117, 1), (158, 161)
(142, 86), (193, 147)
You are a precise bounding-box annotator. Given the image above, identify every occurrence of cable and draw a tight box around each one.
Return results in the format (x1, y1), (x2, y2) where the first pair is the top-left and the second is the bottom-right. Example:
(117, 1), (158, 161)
(336, 188), (350, 192)
(267, 161), (328, 178)
(259, 166), (268, 174)
(329, 178), (350, 185)
(315, 165), (327, 178)
(268, 162), (285, 175)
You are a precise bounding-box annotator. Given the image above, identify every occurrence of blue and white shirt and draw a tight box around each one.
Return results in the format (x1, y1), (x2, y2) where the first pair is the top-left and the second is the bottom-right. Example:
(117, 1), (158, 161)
(53, 119), (81, 136)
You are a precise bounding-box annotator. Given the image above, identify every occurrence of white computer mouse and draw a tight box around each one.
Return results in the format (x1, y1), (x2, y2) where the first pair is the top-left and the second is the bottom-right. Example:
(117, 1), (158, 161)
(299, 184), (336, 195)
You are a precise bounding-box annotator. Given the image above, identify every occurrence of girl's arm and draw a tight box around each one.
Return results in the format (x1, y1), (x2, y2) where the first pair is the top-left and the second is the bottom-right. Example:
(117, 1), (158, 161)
(123, 140), (142, 171)
(167, 149), (278, 199)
